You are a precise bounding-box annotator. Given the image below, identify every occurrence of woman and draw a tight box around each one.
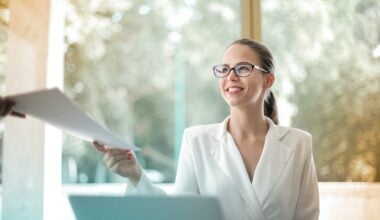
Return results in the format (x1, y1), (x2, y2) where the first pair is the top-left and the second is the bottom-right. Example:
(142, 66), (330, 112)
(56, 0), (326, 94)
(94, 38), (319, 220)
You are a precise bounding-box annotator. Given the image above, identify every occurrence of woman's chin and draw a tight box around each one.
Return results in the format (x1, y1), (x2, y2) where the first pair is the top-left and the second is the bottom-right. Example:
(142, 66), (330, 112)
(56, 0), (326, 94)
(225, 98), (243, 107)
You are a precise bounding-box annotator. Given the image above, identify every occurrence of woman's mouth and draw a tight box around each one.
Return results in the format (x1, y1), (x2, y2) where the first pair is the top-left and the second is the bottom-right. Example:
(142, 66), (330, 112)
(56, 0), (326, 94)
(225, 86), (244, 94)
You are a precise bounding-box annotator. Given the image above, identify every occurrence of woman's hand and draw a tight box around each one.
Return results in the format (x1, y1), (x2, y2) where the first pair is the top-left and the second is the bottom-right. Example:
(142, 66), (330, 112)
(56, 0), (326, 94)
(93, 141), (142, 186)
(0, 97), (26, 118)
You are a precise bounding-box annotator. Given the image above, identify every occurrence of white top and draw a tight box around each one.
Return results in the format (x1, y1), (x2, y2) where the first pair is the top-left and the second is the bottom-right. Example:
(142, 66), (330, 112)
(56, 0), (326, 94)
(126, 117), (319, 220)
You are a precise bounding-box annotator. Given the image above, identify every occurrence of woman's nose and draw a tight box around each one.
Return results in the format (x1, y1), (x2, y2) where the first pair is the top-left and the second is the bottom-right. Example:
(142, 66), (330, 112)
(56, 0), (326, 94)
(226, 69), (239, 81)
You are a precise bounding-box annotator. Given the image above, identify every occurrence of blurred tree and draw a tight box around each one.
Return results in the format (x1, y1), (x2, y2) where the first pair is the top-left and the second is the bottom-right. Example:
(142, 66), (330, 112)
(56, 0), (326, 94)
(263, 0), (380, 181)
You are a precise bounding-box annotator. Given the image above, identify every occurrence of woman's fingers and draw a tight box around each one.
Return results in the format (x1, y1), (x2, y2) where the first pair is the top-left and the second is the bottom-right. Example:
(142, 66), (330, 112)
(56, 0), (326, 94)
(92, 141), (138, 177)
(104, 149), (131, 166)
(104, 151), (125, 165)
(108, 148), (131, 156)
(104, 149), (137, 177)
(93, 141), (108, 153)
(92, 141), (133, 154)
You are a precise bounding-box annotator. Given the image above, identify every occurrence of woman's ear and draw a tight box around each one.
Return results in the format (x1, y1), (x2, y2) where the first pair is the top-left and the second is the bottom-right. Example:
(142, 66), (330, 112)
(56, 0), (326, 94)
(263, 73), (275, 88)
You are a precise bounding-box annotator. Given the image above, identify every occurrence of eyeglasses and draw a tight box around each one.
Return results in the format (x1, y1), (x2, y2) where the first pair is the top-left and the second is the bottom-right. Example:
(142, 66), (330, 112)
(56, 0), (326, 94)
(212, 63), (269, 78)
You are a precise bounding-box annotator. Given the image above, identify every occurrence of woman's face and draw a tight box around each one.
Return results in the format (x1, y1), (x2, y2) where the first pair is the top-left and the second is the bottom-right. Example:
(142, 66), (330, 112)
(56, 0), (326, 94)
(219, 44), (273, 108)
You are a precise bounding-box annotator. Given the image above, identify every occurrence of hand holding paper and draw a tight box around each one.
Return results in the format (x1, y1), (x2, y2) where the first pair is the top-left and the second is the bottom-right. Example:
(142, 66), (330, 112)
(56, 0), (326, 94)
(93, 141), (142, 183)
(8, 88), (139, 151)
(0, 96), (25, 118)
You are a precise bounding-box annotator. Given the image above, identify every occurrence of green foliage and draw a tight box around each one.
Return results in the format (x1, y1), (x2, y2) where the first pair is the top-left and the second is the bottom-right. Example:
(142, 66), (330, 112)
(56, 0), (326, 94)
(263, 0), (380, 181)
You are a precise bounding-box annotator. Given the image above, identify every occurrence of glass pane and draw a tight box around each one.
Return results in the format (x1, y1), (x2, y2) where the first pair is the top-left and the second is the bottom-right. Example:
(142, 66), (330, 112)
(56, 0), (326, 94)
(0, 4), (9, 217)
(0, 5), (9, 179)
(262, 0), (380, 181)
(63, 0), (241, 183)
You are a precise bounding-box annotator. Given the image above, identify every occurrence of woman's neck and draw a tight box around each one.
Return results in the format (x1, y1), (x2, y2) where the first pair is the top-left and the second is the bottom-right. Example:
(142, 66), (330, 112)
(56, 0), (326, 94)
(228, 105), (268, 139)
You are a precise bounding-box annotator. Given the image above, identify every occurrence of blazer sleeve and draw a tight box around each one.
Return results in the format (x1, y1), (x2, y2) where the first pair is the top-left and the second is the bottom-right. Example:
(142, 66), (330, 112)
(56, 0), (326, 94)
(125, 171), (166, 195)
(125, 129), (199, 195)
(173, 129), (200, 195)
(293, 134), (320, 220)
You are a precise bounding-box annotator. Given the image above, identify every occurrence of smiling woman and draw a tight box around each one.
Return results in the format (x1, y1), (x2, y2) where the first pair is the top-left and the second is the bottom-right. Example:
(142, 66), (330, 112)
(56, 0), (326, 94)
(94, 38), (319, 220)
(217, 39), (278, 125)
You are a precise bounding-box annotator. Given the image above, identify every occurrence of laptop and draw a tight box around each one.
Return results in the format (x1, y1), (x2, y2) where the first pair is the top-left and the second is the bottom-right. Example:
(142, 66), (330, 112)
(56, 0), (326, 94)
(69, 195), (225, 220)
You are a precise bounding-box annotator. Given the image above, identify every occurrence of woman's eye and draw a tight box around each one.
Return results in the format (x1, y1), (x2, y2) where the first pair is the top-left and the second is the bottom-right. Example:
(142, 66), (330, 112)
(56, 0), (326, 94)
(237, 65), (250, 72)
(221, 67), (229, 73)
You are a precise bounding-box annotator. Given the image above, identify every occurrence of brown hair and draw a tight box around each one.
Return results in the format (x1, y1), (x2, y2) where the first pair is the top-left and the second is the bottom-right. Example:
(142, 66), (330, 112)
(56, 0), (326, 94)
(229, 38), (279, 124)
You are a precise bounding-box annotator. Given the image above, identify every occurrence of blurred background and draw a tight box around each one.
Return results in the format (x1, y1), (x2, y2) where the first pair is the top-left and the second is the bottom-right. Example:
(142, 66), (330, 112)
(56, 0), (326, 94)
(0, 0), (379, 219)
(58, 0), (379, 184)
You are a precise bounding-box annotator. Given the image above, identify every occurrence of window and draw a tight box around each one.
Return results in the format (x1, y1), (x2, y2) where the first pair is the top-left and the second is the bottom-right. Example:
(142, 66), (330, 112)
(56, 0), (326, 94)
(63, 0), (241, 183)
(262, 0), (380, 181)
(0, 2), (9, 184)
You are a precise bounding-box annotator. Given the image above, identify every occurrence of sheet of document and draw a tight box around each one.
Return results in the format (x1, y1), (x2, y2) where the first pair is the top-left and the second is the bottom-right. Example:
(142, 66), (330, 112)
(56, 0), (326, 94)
(9, 88), (139, 150)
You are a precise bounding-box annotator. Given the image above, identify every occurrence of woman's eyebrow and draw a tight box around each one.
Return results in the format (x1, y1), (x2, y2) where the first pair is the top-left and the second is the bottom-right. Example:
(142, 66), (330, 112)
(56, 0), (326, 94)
(222, 61), (252, 66)
(236, 61), (252, 65)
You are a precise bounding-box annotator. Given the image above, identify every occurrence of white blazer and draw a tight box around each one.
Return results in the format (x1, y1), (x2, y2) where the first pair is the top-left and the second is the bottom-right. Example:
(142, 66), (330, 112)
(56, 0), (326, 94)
(127, 117), (319, 220)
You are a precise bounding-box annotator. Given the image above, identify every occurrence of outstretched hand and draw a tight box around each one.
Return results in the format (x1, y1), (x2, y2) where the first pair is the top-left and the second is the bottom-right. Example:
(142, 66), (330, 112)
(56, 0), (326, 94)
(0, 97), (26, 118)
(93, 141), (142, 185)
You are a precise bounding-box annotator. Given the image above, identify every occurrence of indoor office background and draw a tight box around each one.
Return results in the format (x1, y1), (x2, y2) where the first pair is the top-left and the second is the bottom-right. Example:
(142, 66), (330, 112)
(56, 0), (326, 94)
(0, 0), (379, 219)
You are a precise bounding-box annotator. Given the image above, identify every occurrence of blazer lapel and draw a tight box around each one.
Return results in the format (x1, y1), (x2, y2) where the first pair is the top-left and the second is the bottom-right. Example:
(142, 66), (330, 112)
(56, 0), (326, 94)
(208, 117), (267, 219)
(252, 118), (295, 205)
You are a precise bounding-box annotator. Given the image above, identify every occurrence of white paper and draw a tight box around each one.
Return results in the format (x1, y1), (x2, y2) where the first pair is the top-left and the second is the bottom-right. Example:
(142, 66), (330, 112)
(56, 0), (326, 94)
(9, 88), (139, 150)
